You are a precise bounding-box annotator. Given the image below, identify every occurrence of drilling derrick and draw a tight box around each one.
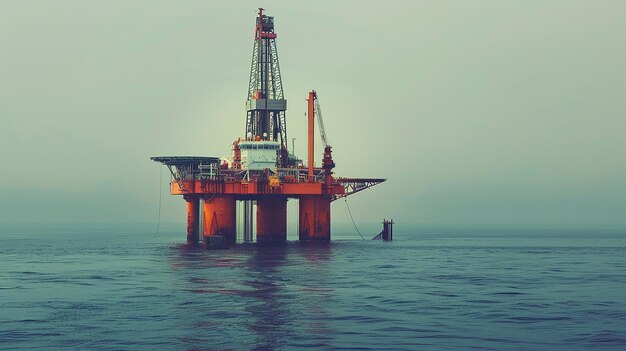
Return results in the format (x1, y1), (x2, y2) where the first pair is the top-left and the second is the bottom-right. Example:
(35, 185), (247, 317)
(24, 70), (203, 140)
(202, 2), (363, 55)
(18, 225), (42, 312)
(246, 8), (288, 166)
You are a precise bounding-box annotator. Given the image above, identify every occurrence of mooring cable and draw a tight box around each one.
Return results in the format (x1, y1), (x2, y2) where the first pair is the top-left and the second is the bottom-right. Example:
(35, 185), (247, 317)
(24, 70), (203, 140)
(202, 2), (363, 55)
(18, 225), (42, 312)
(153, 165), (163, 237)
(344, 198), (366, 240)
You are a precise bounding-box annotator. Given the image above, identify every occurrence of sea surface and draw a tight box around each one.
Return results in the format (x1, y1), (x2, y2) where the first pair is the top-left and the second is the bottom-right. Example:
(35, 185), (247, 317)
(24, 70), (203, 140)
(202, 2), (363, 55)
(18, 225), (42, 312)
(1, 224), (626, 350)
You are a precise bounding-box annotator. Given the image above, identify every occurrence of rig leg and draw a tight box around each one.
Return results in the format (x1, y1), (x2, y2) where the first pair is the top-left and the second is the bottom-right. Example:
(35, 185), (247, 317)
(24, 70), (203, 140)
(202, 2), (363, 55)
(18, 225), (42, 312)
(256, 196), (287, 244)
(203, 195), (237, 247)
(382, 219), (394, 241)
(299, 195), (331, 241)
(184, 196), (200, 244)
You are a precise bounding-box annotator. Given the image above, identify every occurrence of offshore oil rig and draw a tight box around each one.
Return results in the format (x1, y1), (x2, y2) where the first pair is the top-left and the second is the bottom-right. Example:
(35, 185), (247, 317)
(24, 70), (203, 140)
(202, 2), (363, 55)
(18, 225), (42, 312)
(152, 9), (385, 247)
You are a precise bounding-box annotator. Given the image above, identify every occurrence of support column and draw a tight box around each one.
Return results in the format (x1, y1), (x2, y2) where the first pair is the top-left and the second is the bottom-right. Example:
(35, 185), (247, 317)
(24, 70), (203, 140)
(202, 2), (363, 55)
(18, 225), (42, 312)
(184, 195), (200, 244)
(243, 200), (254, 242)
(256, 196), (287, 244)
(382, 219), (394, 241)
(203, 196), (237, 246)
(299, 195), (331, 241)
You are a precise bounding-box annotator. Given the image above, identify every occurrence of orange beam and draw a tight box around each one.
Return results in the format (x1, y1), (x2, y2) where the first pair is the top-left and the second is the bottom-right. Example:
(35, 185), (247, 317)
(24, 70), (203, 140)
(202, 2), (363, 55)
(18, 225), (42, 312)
(308, 90), (316, 182)
(171, 180), (345, 197)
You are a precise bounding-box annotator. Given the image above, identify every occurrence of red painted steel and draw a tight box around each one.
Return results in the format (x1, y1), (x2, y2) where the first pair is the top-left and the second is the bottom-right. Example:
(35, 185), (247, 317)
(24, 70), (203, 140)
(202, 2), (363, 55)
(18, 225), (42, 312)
(232, 139), (241, 169)
(299, 195), (331, 241)
(184, 196), (200, 244)
(255, 8), (263, 40)
(322, 146), (335, 189)
(308, 90), (316, 182)
(256, 196), (288, 243)
(171, 180), (345, 196)
(203, 196), (237, 245)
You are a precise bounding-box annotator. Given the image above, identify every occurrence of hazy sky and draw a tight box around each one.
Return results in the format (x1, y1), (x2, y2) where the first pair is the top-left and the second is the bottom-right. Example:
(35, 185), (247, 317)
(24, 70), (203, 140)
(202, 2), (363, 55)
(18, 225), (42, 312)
(1, 1), (624, 228)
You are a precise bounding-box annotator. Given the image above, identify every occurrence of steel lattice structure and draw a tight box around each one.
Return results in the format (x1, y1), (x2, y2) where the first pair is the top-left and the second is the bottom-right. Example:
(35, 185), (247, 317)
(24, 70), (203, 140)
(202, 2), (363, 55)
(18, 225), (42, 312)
(245, 8), (289, 166)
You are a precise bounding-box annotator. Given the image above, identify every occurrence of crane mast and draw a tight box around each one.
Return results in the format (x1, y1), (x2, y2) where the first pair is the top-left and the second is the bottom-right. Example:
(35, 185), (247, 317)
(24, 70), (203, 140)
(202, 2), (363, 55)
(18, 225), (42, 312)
(307, 91), (335, 186)
(314, 92), (329, 148)
(245, 8), (289, 166)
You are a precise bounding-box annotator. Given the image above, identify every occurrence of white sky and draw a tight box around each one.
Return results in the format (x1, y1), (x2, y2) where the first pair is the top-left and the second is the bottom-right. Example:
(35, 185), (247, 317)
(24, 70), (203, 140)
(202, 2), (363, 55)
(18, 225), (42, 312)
(1, 1), (625, 228)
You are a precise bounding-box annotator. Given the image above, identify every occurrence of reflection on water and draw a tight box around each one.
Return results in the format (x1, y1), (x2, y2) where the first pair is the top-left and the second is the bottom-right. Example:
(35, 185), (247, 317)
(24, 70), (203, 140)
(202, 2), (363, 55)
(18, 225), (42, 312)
(245, 245), (289, 350)
(170, 242), (335, 350)
(5, 228), (624, 350)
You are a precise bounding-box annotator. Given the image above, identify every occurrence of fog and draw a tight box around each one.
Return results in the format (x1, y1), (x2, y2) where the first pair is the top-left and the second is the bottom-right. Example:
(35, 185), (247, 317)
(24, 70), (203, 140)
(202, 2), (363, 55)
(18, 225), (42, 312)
(1, 1), (625, 229)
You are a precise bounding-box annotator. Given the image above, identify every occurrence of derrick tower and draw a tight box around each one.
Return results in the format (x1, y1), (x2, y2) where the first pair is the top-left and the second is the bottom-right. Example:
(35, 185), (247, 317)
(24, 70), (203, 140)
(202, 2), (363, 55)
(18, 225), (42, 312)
(246, 8), (288, 166)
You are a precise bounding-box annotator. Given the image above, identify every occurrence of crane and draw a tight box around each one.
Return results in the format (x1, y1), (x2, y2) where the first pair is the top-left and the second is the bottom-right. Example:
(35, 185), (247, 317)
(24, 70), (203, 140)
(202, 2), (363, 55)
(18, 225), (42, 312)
(314, 93), (329, 148)
(307, 91), (335, 186)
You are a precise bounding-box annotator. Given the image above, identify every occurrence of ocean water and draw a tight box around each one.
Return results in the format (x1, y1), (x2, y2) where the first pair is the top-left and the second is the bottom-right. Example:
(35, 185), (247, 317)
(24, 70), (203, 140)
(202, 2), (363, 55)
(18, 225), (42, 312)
(1, 224), (626, 350)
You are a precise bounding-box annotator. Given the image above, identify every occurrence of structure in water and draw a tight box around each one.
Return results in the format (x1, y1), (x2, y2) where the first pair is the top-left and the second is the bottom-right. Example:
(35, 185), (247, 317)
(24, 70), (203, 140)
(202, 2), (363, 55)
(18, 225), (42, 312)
(372, 219), (394, 241)
(152, 8), (385, 247)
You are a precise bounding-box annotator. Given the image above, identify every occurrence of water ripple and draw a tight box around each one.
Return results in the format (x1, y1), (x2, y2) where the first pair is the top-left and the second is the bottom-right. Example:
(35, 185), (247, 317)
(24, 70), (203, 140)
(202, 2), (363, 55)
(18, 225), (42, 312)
(2, 228), (626, 350)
